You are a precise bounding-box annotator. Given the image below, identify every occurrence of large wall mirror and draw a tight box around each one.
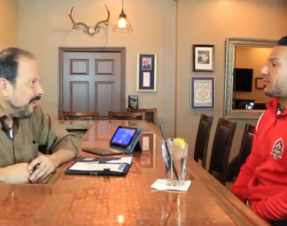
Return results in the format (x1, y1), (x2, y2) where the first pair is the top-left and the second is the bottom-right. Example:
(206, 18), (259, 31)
(224, 37), (278, 119)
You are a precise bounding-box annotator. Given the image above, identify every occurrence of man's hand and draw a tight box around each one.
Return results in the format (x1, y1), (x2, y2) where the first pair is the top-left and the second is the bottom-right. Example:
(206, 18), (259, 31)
(0, 163), (30, 184)
(28, 155), (56, 183)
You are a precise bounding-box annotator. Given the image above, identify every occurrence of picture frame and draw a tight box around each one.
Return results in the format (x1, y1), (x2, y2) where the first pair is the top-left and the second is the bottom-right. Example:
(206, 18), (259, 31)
(255, 78), (264, 89)
(192, 45), (215, 72)
(190, 76), (215, 110)
(136, 52), (157, 92)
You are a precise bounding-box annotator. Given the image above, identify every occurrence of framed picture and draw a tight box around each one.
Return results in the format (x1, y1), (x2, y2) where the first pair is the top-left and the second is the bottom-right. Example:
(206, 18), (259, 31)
(190, 76), (215, 110)
(136, 52), (157, 92)
(192, 45), (215, 72)
(255, 78), (264, 89)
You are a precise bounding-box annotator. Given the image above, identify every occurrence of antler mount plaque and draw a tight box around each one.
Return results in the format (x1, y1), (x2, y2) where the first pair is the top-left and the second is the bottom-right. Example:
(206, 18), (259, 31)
(68, 4), (110, 35)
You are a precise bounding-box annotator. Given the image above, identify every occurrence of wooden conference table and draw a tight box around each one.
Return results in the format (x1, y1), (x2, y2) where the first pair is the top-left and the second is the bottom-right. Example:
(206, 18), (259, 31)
(0, 120), (270, 226)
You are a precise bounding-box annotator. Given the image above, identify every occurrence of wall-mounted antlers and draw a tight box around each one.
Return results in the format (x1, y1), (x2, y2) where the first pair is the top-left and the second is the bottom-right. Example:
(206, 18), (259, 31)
(68, 5), (110, 35)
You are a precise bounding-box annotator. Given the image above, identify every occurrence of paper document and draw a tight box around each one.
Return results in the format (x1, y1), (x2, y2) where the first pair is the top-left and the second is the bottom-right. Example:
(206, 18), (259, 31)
(105, 157), (132, 164)
(70, 163), (124, 172)
(143, 72), (151, 87)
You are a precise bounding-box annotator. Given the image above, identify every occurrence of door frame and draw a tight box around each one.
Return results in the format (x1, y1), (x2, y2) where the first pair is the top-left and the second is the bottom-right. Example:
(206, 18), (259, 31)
(58, 47), (126, 119)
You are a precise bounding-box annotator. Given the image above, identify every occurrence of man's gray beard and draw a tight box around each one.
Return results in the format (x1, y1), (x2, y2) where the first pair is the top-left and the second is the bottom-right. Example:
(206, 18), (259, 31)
(9, 102), (33, 119)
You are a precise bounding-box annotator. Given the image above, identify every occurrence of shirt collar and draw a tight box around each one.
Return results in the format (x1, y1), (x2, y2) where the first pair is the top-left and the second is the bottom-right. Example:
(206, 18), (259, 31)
(0, 103), (7, 118)
(0, 105), (12, 129)
(0, 110), (6, 129)
(278, 104), (285, 113)
(267, 98), (287, 115)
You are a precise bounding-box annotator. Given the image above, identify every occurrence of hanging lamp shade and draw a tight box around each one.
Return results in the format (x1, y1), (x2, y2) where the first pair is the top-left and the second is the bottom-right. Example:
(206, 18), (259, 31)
(112, 0), (133, 32)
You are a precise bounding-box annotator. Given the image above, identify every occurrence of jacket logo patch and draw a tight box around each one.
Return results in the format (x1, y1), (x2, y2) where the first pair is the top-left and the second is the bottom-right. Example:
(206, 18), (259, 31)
(271, 138), (284, 159)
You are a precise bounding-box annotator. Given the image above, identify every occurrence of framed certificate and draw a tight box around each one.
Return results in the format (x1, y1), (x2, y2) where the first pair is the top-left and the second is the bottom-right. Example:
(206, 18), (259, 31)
(136, 52), (157, 92)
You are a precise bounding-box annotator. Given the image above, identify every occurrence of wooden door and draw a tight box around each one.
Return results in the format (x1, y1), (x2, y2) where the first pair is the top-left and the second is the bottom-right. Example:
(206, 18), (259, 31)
(59, 47), (125, 119)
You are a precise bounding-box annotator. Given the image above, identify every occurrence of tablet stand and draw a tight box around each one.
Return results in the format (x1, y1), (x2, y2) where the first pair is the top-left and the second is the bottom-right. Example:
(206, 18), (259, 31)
(132, 140), (142, 152)
(110, 128), (142, 153)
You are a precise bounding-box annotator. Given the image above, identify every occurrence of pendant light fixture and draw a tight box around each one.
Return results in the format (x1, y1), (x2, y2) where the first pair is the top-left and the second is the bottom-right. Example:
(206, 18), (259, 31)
(112, 0), (133, 32)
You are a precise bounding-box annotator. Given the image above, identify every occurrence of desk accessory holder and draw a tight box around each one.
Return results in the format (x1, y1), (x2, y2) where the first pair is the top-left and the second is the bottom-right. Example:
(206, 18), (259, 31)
(110, 127), (142, 153)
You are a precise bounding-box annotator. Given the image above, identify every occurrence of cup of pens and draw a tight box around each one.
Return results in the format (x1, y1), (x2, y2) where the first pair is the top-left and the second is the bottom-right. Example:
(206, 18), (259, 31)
(161, 138), (188, 186)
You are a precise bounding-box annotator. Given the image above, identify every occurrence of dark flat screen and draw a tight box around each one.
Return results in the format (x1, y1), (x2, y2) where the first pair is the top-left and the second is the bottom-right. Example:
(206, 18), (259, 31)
(234, 68), (253, 92)
(111, 127), (137, 147)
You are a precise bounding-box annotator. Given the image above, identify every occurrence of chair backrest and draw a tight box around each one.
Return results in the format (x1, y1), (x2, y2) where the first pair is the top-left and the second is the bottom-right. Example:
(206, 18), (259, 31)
(238, 124), (255, 169)
(226, 123), (255, 182)
(127, 108), (156, 124)
(209, 118), (237, 185)
(108, 111), (145, 120)
(62, 112), (98, 120)
(194, 114), (214, 169)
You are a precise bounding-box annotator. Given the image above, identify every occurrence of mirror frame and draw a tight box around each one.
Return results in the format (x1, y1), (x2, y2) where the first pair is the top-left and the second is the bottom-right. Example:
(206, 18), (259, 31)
(224, 37), (278, 119)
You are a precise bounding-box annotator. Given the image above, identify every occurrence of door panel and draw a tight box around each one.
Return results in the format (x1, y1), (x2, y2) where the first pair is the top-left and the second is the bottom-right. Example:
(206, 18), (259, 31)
(95, 82), (114, 116)
(70, 81), (89, 112)
(60, 49), (125, 119)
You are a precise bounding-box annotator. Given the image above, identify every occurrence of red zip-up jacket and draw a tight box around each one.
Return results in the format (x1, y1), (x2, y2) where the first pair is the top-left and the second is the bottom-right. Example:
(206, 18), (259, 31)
(231, 98), (287, 222)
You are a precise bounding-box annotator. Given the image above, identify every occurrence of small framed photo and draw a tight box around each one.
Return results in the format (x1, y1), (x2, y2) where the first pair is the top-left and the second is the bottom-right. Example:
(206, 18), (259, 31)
(136, 52), (157, 92)
(192, 45), (215, 72)
(255, 78), (264, 89)
(190, 76), (215, 110)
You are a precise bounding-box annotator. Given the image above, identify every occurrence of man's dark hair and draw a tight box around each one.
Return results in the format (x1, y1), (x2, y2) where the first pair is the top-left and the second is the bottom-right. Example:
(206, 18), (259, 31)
(0, 47), (35, 84)
(278, 36), (287, 46)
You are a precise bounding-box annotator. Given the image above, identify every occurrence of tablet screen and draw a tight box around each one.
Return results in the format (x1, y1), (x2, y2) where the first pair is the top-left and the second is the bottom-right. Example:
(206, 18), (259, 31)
(111, 127), (137, 147)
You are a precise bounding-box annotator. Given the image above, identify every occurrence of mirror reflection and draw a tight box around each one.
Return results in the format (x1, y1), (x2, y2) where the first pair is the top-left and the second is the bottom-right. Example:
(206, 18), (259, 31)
(232, 46), (272, 110)
(224, 37), (277, 119)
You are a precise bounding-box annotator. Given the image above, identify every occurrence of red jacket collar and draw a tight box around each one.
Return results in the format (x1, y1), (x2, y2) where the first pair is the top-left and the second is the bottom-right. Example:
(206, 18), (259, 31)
(266, 98), (286, 115)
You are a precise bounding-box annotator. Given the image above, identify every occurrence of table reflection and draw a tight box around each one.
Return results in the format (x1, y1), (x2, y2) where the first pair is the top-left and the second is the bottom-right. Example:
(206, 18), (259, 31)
(61, 120), (157, 169)
(139, 131), (156, 168)
(160, 192), (186, 226)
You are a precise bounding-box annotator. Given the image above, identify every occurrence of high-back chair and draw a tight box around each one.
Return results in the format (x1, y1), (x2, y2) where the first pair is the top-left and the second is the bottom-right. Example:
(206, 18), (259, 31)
(193, 114), (214, 169)
(227, 123), (255, 182)
(127, 108), (156, 124)
(62, 111), (98, 139)
(209, 118), (237, 185)
(108, 111), (145, 121)
(238, 124), (255, 167)
(62, 112), (98, 120)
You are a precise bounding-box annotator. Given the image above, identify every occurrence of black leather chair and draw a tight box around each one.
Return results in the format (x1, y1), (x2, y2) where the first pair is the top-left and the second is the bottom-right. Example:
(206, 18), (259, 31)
(209, 118), (237, 185)
(227, 123), (255, 182)
(193, 114), (214, 169)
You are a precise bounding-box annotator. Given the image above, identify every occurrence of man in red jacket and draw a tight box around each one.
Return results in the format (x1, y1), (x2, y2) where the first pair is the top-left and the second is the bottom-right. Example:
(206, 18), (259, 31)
(231, 35), (287, 226)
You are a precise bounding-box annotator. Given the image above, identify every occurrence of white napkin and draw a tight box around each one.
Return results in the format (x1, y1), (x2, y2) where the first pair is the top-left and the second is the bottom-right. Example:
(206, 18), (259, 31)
(151, 179), (191, 192)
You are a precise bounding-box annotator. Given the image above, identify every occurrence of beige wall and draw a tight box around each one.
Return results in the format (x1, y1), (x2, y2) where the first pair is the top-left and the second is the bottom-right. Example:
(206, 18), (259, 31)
(176, 0), (287, 166)
(0, 0), (18, 49)
(18, 0), (176, 137)
(17, 0), (287, 165)
(234, 47), (272, 103)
